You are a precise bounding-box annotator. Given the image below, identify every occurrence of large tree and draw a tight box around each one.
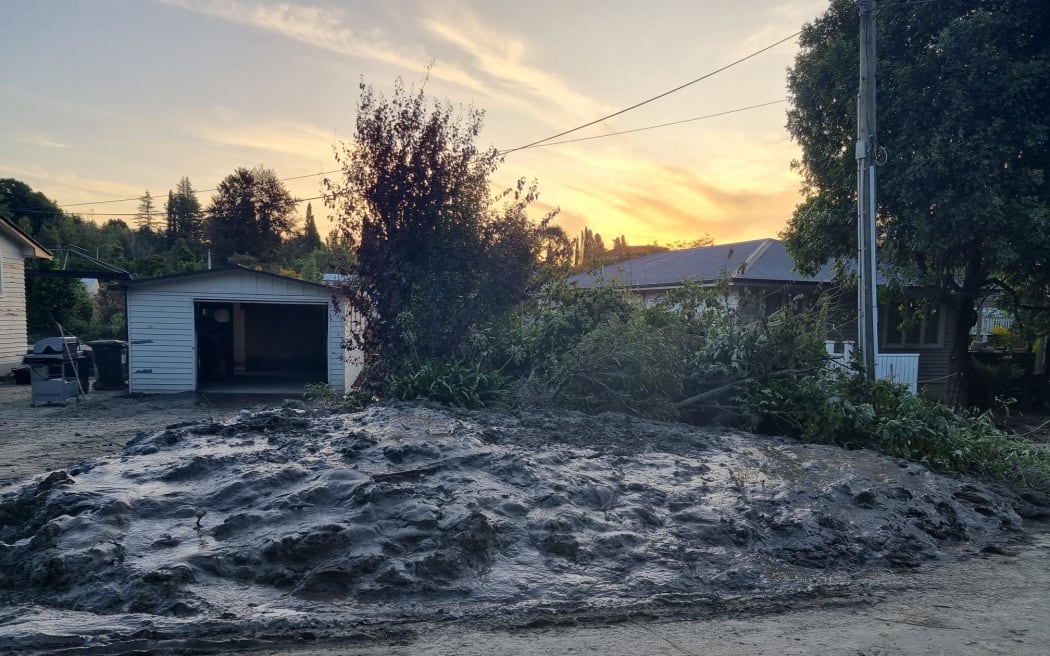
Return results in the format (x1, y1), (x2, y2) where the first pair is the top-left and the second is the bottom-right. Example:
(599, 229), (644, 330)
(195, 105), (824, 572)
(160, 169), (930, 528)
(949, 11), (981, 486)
(136, 190), (157, 233)
(784, 0), (1050, 404)
(206, 167), (298, 263)
(324, 78), (558, 382)
(165, 177), (203, 246)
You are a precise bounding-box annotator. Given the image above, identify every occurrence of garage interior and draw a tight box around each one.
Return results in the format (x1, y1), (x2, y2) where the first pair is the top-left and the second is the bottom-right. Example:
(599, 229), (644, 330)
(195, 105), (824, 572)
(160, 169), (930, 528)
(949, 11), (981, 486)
(195, 301), (329, 394)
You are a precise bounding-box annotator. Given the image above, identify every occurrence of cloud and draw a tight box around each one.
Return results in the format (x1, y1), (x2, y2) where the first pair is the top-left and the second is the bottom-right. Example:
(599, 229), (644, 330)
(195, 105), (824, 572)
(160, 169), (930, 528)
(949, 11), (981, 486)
(178, 107), (338, 162)
(532, 156), (802, 246)
(159, 0), (487, 94)
(0, 162), (146, 208)
(13, 135), (71, 149)
(736, 1), (827, 59)
(424, 10), (608, 125)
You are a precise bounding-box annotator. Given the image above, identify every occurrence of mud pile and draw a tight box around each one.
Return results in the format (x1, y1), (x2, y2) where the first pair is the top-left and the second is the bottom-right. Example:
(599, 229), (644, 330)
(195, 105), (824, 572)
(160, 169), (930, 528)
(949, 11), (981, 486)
(0, 403), (1037, 652)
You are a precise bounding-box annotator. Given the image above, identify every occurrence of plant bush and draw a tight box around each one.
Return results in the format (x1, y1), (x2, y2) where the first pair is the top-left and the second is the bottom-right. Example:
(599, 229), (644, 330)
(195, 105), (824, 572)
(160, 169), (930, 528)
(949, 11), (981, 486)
(522, 313), (686, 420)
(749, 368), (1050, 493)
(303, 382), (375, 411)
(388, 358), (508, 408)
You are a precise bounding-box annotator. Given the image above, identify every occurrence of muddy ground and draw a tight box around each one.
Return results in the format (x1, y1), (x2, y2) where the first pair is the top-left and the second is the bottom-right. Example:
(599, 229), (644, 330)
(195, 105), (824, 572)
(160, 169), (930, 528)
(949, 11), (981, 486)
(0, 383), (253, 492)
(0, 382), (1049, 654)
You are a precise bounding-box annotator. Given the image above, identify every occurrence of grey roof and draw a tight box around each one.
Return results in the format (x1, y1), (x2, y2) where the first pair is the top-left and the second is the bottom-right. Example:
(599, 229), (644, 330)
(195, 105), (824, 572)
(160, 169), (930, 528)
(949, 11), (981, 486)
(569, 238), (838, 289)
(120, 265), (328, 290)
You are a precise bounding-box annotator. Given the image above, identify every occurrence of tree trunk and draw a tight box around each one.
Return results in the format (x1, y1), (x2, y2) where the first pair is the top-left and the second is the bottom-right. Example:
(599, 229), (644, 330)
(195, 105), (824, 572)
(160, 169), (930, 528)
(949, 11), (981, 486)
(945, 294), (978, 408)
(943, 247), (986, 408)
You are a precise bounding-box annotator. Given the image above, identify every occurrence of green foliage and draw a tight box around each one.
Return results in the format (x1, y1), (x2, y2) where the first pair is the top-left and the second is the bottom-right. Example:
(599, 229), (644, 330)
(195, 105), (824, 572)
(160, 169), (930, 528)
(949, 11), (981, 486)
(749, 369), (1050, 493)
(166, 177), (203, 247)
(988, 325), (1025, 350)
(524, 312), (685, 420)
(206, 166), (298, 264)
(497, 283), (638, 377)
(303, 382), (374, 411)
(24, 260), (95, 340)
(388, 358), (508, 408)
(785, 0), (1050, 404)
(324, 76), (560, 386)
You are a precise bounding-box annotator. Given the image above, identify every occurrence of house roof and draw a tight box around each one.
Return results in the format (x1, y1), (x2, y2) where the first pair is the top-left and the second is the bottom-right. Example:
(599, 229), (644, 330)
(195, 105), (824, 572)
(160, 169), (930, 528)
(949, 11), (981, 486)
(120, 265), (328, 290)
(569, 238), (837, 290)
(0, 214), (53, 259)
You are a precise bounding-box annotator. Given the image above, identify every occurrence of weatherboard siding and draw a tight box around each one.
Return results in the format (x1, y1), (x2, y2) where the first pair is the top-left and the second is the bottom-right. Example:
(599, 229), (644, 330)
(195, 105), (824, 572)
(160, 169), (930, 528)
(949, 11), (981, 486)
(0, 238), (29, 375)
(126, 269), (352, 393)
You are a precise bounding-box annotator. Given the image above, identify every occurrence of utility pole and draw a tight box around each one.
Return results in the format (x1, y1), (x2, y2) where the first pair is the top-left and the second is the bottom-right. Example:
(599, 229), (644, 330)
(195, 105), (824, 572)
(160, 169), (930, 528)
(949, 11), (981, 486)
(856, 0), (879, 380)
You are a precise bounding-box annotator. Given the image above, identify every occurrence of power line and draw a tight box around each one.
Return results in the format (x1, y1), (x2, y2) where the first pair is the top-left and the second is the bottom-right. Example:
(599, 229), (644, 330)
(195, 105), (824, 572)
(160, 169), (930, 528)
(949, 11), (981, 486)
(58, 171), (339, 208)
(500, 30), (801, 155)
(878, 0), (941, 8)
(13, 195), (326, 218)
(48, 31), (802, 211)
(501, 99), (787, 152)
(28, 99), (789, 216)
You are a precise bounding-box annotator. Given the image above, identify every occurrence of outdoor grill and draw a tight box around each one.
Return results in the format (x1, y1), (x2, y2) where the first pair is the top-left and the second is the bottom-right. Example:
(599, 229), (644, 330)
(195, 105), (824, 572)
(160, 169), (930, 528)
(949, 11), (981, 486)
(22, 336), (87, 406)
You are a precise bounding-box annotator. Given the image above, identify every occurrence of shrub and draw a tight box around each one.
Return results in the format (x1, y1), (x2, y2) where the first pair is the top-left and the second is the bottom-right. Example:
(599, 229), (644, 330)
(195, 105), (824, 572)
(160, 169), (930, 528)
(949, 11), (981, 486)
(303, 383), (374, 411)
(388, 358), (508, 408)
(522, 313), (686, 420)
(748, 368), (1050, 493)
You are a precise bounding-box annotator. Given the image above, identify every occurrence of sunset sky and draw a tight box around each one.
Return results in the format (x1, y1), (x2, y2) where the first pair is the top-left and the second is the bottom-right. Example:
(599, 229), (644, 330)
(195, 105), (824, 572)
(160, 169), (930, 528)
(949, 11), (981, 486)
(0, 0), (830, 247)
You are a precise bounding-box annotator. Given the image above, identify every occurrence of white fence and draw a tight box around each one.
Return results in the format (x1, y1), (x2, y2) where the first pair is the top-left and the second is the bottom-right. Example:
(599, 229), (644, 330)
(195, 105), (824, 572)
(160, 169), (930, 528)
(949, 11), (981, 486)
(971, 307), (1014, 340)
(825, 341), (919, 394)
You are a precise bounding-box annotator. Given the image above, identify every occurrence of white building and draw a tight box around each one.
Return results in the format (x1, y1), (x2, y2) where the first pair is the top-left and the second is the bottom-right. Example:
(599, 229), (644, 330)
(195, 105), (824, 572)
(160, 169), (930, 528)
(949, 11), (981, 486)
(0, 215), (52, 376)
(121, 266), (360, 394)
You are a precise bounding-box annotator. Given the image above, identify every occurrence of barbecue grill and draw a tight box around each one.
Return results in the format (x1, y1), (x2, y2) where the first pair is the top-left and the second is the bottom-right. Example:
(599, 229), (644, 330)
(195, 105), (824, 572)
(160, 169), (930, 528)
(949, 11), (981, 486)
(22, 336), (87, 405)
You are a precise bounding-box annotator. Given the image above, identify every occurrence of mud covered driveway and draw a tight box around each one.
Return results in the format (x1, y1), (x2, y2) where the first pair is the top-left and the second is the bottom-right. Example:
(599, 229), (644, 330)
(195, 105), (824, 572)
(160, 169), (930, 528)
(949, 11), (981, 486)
(0, 382), (270, 491)
(1, 400), (1049, 654)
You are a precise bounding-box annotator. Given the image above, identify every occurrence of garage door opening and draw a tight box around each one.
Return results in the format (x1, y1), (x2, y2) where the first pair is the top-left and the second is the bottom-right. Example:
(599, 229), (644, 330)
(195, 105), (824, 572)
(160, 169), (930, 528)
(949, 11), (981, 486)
(195, 301), (328, 394)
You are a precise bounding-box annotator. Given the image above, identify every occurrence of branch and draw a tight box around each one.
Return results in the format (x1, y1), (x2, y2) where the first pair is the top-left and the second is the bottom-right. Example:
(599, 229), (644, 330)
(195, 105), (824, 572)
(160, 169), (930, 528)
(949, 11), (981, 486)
(985, 277), (1050, 313)
(674, 367), (816, 410)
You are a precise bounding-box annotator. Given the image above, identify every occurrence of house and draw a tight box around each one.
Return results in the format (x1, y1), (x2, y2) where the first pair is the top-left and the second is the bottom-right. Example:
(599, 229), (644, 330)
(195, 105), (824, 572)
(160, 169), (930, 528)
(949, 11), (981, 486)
(0, 214), (52, 376)
(120, 266), (361, 394)
(569, 238), (956, 402)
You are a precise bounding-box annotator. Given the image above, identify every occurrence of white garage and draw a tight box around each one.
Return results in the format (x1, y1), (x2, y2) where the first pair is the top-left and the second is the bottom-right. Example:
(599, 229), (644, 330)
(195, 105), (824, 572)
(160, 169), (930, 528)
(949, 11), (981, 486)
(121, 266), (360, 394)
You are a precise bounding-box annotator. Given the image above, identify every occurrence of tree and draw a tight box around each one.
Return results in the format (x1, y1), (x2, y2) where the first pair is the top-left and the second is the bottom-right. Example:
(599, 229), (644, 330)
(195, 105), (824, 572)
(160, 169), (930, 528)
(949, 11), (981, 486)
(302, 202), (323, 252)
(165, 177), (202, 246)
(25, 259), (94, 339)
(783, 0), (1050, 405)
(136, 190), (157, 233)
(0, 178), (65, 241)
(205, 167), (298, 263)
(323, 77), (557, 383)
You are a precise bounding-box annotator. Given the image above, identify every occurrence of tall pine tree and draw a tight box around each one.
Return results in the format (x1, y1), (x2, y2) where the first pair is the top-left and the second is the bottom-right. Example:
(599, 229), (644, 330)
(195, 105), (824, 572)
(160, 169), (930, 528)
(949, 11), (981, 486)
(165, 177), (202, 246)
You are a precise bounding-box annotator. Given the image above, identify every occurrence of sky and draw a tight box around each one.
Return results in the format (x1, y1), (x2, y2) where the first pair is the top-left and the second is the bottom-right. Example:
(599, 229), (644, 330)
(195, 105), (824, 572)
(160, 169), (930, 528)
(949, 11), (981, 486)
(0, 0), (830, 247)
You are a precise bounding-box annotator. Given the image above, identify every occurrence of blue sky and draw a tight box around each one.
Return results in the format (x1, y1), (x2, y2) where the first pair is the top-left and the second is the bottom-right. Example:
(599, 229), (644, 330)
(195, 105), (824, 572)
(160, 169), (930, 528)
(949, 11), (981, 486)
(0, 0), (829, 245)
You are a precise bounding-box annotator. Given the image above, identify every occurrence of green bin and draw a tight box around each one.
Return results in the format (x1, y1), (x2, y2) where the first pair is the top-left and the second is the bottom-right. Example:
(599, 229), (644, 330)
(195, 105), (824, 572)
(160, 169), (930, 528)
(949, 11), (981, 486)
(88, 340), (128, 389)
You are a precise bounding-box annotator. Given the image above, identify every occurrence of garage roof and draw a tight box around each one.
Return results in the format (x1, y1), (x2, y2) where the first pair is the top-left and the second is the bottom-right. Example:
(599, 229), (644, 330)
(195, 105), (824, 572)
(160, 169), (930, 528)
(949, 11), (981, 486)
(120, 265), (329, 290)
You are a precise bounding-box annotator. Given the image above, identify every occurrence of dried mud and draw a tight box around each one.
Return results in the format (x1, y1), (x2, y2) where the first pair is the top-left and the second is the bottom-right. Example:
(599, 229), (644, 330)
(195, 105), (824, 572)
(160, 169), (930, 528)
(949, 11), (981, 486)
(0, 402), (1043, 654)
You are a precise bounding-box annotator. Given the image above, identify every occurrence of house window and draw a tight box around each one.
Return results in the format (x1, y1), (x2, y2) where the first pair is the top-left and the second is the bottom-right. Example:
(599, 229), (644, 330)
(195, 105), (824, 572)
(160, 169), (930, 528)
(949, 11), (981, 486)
(883, 299), (942, 347)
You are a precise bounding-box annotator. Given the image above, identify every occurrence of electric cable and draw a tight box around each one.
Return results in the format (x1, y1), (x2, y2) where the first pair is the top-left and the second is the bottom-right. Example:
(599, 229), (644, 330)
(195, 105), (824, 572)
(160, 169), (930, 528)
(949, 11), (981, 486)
(503, 99), (786, 151)
(58, 172), (339, 208)
(500, 30), (801, 155)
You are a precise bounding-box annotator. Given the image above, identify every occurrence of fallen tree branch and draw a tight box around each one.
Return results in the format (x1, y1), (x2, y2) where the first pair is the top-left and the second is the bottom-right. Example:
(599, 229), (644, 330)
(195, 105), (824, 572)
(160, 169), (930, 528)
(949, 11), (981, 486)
(674, 367), (816, 410)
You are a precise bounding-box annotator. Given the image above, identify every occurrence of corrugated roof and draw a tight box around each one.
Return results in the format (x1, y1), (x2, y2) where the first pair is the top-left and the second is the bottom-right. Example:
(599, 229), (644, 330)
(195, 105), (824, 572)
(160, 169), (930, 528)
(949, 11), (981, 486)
(569, 238), (838, 289)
